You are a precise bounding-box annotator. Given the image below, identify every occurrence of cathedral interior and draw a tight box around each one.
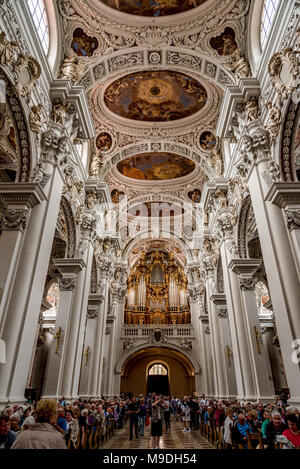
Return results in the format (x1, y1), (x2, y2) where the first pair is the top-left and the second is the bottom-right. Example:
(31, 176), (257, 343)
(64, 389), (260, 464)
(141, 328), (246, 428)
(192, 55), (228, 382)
(0, 0), (300, 408)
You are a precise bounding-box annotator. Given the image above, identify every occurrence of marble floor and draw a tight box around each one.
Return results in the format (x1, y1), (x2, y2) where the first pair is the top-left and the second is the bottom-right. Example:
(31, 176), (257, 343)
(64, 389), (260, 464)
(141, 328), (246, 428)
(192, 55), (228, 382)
(101, 419), (214, 450)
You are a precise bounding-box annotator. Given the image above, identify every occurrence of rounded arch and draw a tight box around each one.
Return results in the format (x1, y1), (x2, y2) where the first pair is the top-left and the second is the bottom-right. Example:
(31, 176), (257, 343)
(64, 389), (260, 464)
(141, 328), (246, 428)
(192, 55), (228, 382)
(117, 344), (198, 375)
(246, 0), (264, 75)
(121, 233), (193, 265)
(0, 67), (33, 182)
(43, 0), (63, 74)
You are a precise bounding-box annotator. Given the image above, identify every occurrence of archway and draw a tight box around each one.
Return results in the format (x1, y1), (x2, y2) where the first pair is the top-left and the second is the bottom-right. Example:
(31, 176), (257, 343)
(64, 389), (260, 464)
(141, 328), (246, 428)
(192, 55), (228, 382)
(120, 347), (195, 398)
(147, 362), (169, 396)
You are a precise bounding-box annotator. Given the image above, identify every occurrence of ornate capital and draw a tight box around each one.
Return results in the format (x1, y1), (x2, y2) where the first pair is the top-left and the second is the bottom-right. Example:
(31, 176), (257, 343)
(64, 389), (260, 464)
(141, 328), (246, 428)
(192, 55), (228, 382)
(286, 209), (300, 231)
(239, 277), (256, 291)
(217, 307), (228, 318)
(204, 325), (210, 335)
(216, 205), (238, 238)
(0, 208), (28, 231)
(87, 308), (98, 319)
(58, 277), (76, 291)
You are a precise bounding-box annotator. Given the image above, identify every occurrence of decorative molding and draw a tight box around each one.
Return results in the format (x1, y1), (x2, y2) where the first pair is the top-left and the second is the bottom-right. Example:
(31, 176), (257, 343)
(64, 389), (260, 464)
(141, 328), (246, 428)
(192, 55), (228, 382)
(239, 277), (256, 291)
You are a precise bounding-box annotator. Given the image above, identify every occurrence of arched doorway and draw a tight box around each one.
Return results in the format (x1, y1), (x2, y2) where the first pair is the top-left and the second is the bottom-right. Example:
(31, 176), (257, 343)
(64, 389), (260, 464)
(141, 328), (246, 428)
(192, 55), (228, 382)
(147, 363), (169, 396)
(120, 347), (195, 398)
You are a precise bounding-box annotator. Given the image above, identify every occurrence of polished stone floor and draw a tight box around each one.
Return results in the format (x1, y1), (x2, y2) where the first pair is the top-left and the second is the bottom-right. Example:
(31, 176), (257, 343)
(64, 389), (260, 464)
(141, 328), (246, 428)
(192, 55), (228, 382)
(102, 419), (213, 450)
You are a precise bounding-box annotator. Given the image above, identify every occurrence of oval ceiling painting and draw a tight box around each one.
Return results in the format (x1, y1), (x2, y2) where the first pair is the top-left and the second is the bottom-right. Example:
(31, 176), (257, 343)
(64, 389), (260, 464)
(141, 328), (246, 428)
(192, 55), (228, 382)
(104, 71), (207, 122)
(100, 0), (207, 17)
(117, 153), (195, 181)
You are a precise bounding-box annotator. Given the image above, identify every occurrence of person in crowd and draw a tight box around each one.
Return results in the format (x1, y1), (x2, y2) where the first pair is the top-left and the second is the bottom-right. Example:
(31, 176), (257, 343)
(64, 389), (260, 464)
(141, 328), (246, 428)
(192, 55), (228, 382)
(282, 414), (300, 448)
(22, 416), (35, 431)
(150, 395), (165, 449)
(19, 407), (31, 428)
(0, 414), (17, 449)
(261, 410), (270, 439)
(10, 399), (67, 449)
(10, 413), (21, 434)
(170, 396), (177, 420)
(127, 396), (139, 440)
(56, 405), (67, 435)
(181, 396), (191, 433)
(247, 409), (261, 432)
(223, 407), (234, 449)
(163, 396), (171, 432)
(137, 398), (147, 437)
(214, 401), (225, 429)
(232, 411), (252, 448)
(265, 411), (287, 449)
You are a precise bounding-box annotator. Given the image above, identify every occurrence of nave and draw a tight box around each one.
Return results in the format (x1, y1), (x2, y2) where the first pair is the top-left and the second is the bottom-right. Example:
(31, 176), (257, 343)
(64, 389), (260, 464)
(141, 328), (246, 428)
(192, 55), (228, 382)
(102, 419), (213, 450)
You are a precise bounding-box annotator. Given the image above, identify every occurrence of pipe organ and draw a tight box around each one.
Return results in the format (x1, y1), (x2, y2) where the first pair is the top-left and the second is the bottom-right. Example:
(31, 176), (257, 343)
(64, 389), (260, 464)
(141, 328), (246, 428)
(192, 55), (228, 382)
(124, 251), (190, 325)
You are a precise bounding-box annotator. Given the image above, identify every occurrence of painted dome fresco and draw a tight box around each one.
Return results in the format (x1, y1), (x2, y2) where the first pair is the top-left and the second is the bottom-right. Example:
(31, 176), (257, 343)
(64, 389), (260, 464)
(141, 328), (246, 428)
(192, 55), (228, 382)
(104, 71), (207, 122)
(117, 153), (195, 180)
(100, 0), (207, 17)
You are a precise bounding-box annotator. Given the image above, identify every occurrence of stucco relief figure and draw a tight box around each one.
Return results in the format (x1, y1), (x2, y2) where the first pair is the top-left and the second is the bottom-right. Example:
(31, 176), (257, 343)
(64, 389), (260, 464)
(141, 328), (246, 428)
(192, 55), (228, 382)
(212, 147), (223, 177)
(89, 153), (103, 178)
(214, 189), (227, 209)
(29, 104), (47, 134)
(59, 56), (86, 85)
(0, 32), (18, 66)
(244, 96), (260, 123)
(51, 100), (73, 127)
(265, 101), (282, 143)
(224, 50), (250, 82)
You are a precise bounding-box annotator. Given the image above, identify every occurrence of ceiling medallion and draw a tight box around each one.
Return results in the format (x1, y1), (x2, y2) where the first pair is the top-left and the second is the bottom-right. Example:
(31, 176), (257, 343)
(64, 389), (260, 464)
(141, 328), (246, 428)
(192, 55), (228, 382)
(99, 0), (208, 17)
(104, 70), (207, 122)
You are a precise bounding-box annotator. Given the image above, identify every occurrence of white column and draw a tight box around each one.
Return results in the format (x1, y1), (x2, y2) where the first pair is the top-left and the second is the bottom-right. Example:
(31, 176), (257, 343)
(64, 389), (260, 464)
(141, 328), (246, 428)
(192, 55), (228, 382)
(199, 316), (210, 396)
(248, 166), (300, 405)
(220, 238), (256, 401)
(60, 219), (95, 400)
(211, 294), (237, 401)
(42, 259), (85, 398)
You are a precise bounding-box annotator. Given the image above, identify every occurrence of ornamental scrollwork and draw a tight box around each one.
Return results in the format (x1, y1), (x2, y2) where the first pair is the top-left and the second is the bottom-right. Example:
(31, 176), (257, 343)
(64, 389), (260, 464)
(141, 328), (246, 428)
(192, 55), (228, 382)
(58, 277), (76, 291)
(239, 277), (256, 291)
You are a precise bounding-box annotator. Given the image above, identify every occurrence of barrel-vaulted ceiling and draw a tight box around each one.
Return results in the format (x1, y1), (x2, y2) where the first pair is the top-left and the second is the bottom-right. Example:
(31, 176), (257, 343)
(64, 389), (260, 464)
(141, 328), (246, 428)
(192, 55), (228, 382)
(57, 0), (251, 234)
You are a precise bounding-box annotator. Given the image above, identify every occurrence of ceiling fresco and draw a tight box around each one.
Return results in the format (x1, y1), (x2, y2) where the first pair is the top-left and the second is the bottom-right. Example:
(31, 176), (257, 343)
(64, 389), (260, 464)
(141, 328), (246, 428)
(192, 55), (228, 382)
(104, 71), (207, 122)
(116, 153), (196, 180)
(99, 0), (208, 17)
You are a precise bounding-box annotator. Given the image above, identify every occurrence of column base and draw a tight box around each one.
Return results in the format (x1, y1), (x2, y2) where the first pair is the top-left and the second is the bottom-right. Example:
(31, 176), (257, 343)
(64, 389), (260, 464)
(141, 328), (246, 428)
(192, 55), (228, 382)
(0, 396), (27, 405)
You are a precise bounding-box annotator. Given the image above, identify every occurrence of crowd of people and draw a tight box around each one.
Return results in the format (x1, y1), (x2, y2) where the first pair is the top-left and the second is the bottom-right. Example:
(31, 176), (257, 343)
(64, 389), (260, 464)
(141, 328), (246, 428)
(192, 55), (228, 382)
(0, 393), (299, 449)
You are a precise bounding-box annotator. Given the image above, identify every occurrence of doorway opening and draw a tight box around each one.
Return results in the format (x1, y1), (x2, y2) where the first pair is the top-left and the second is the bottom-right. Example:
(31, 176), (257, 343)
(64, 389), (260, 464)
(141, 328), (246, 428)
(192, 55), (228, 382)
(147, 363), (169, 396)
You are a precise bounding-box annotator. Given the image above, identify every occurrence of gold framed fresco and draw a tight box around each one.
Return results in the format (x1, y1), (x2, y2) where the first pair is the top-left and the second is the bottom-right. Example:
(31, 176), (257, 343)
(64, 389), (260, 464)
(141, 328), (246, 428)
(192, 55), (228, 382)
(117, 152), (195, 180)
(100, 0), (208, 17)
(104, 71), (207, 122)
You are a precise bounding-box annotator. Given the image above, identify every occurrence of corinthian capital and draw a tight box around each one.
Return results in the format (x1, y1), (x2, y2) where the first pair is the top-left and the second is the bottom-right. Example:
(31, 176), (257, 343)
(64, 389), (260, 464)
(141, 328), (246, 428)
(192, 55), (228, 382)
(0, 208), (28, 231)
(286, 209), (300, 231)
